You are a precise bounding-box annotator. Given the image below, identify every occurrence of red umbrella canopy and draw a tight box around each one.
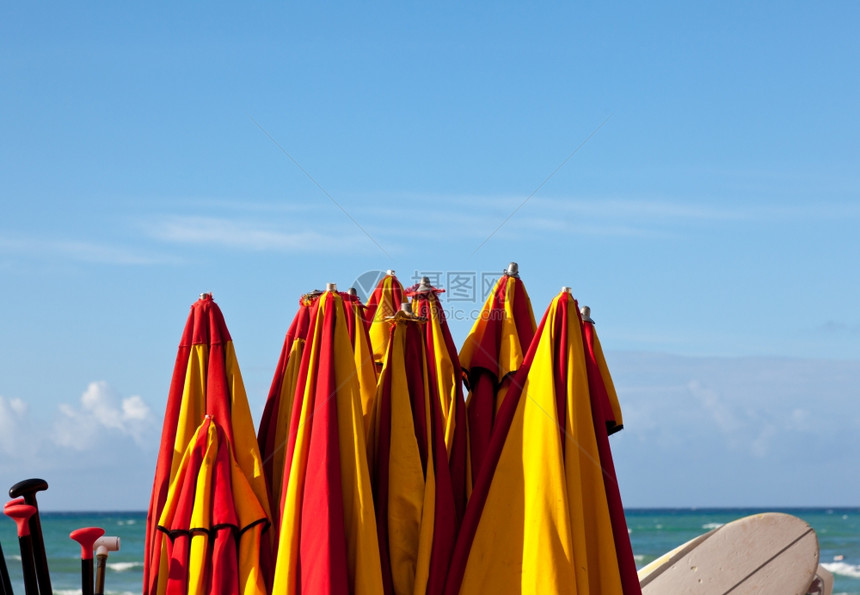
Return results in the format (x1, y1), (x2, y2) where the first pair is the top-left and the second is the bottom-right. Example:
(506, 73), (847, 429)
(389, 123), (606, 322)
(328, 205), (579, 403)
(444, 288), (640, 595)
(368, 308), (458, 595)
(157, 416), (269, 595)
(256, 291), (319, 542)
(458, 264), (536, 489)
(272, 288), (383, 594)
(365, 271), (405, 367)
(145, 294), (272, 595)
(407, 278), (467, 523)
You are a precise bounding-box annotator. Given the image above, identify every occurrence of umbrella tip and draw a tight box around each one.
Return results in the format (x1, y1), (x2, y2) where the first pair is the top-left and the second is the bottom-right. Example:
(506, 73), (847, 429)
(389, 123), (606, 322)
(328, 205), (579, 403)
(326, 282), (337, 292)
(505, 262), (519, 277)
(561, 286), (572, 294)
(199, 292), (213, 300)
(387, 269), (396, 276)
(348, 287), (357, 296)
(580, 305), (594, 324)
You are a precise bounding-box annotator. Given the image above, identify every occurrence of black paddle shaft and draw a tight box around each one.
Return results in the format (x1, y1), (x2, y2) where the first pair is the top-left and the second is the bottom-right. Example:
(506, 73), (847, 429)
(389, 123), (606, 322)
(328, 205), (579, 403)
(0, 540), (13, 595)
(9, 479), (51, 595)
(17, 535), (37, 595)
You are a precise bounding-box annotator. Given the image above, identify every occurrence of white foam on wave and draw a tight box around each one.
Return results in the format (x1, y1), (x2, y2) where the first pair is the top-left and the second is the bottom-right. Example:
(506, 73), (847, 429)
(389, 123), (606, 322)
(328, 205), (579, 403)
(634, 554), (645, 562)
(117, 519), (137, 526)
(821, 561), (860, 578)
(107, 561), (144, 572)
(53, 590), (82, 595)
(702, 522), (724, 530)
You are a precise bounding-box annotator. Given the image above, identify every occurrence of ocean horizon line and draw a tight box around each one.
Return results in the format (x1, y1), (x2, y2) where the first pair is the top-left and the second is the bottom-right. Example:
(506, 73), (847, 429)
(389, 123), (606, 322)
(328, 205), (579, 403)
(32, 505), (859, 515)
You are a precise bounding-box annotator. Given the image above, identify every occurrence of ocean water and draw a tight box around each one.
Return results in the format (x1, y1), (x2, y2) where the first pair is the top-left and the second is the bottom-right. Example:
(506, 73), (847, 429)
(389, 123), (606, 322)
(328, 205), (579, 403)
(0, 508), (857, 593)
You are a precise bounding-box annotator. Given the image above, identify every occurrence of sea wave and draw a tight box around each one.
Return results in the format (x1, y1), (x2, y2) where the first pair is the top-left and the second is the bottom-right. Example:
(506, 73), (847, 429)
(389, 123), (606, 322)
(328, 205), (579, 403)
(702, 522), (724, 530)
(108, 561), (144, 572)
(821, 561), (860, 579)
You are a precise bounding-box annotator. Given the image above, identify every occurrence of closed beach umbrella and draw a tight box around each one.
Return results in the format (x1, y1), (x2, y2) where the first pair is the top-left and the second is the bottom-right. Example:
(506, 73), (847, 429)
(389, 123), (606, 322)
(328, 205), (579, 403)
(158, 416), (269, 594)
(580, 305), (639, 592)
(145, 293), (272, 595)
(273, 286), (383, 594)
(444, 288), (639, 595)
(157, 416), (268, 595)
(580, 306), (623, 435)
(368, 306), (458, 595)
(342, 288), (379, 436)
(408, 278), (467, 522)
(257, 291), (319, 542)
(365, 271), (405, 367)
(458, 263), (535, 488)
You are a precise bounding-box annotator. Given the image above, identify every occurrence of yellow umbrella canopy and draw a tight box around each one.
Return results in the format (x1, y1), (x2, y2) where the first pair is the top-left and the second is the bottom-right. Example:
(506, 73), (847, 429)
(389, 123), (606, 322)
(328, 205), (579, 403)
(367, 306), (458, 595)
(272, 286), (383, 594)
(341, 288), (379, 437)
(145, 293), (272, 595)
(444, 288), (640, 595)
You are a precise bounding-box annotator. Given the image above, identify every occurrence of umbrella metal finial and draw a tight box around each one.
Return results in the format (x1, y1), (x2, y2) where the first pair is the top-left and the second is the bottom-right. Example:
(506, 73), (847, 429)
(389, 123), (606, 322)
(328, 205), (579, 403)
(200, 292), (213, 300)
(400, 303), (411, 313)
(326, 283), (337, 292)
(505, 262), (520, 278)
(417, 276), (433, 292)
(561, 286), (572, 294)
(387, 269), (396, 276)
(580, 305), (594, 324)
(348, 287), (357, 296)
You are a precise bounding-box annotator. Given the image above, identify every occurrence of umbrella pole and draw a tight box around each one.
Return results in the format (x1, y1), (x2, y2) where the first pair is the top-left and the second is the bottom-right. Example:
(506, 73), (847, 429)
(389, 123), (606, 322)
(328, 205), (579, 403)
(3, 503), (38, 595)
(0, 541), (13, 595)
(8, 479), (51, 595)
(92, 537), (119, 595)
(70, 528), (104, 595)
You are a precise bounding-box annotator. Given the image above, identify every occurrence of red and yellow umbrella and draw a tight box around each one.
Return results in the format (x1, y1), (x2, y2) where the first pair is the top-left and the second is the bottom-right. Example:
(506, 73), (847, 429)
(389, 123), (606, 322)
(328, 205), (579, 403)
(365, 271), (405, 367)
(408, 278), (467, 522)
(368, 306), (458, 595)
(342, 289), (378, 436)
(257, 291), (319, 543)
(272, 286), (382, 594)
(444, 288), (639, 595)
(157, 416), (268, 595)
(458, 263), (535, 488)
(145, 293), (272, 595)
(580, 305), (639, 592)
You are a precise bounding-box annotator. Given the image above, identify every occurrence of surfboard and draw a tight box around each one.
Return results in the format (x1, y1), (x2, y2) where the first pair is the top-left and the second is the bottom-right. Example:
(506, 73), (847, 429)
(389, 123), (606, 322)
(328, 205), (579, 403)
(638, 512), (820, 594)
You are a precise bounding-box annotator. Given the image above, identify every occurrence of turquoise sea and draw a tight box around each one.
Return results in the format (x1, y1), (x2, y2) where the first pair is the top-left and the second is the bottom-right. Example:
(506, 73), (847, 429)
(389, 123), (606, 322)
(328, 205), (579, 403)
(0, 508), (857, 594)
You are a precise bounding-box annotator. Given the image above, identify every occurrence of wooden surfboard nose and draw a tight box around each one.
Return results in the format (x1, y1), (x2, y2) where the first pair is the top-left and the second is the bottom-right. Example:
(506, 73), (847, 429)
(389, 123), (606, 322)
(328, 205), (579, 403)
(639, 512), (820, 595)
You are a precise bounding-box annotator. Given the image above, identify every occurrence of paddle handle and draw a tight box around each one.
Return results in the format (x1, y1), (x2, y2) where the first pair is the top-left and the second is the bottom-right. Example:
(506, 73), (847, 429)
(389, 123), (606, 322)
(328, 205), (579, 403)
(9, 478), (51, 595)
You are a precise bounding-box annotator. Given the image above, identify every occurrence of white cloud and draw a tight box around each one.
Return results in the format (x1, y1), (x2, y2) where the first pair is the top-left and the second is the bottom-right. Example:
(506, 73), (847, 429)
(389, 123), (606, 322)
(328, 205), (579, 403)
(53, 381), (156, 451)
(146, 215), (378, 253)
(0, 395), (30, 456)
(608, 352), (860, 506)
(0, 233), (175, 265)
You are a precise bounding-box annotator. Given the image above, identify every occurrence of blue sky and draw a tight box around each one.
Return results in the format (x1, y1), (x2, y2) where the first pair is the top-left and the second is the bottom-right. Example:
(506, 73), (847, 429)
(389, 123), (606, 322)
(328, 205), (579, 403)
(1, 2), (858, 510)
